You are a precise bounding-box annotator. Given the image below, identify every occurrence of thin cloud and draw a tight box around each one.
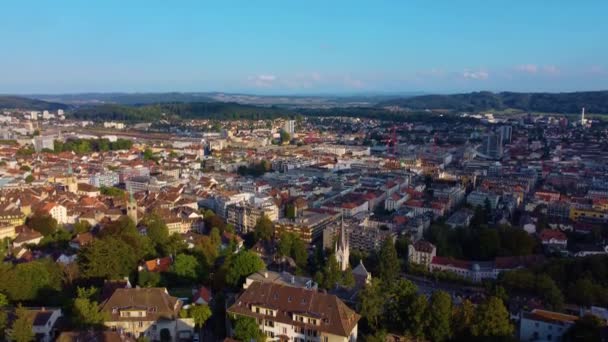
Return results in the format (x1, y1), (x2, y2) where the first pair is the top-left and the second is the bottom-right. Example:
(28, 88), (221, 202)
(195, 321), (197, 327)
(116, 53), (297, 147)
(462, 70), (489, 80)
(248, 74), (277, 87)
(515, 64), (538, 74)
(542, 65), (559, 75)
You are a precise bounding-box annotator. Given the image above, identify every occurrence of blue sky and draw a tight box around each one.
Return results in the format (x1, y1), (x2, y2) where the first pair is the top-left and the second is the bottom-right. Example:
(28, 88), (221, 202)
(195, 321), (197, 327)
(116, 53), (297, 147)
(1, 0), (607, 94)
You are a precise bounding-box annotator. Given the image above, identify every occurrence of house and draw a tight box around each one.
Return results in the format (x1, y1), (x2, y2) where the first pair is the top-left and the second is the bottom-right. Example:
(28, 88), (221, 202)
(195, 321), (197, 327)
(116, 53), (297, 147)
(140, 257), (173, 273)
(192, 286), (212, 305)
(244, 270), (318, 290)
(519, 309), (577, 342)
(100, 287), (194, 342)
(10, 307), (63, 342)
(352, 260), (372, 287)
(69, 232), (94, 250)
(12, 227), (43, 248)
(538, 229), (568, 250)
(39, 202), (68, 224)
(408, 240), (437, 269)
(227, 282), (360, 342)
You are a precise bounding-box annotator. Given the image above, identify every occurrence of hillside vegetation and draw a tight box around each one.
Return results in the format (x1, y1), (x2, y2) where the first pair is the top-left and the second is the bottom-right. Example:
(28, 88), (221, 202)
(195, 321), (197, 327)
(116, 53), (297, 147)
(0, 96), (69, 111)
(378, 91), (608, 114)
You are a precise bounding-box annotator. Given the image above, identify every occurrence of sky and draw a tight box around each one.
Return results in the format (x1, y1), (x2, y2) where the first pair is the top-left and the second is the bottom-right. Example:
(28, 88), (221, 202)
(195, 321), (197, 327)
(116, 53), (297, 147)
(1, 0), (608, 95)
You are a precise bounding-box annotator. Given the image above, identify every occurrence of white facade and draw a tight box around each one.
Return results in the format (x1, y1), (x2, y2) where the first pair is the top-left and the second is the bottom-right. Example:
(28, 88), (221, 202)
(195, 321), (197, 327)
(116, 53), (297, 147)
(519, 310), (576, 342)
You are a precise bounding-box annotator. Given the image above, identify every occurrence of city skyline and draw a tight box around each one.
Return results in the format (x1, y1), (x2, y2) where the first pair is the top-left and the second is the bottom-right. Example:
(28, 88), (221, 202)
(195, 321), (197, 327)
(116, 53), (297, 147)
(2, 0), (608, 94)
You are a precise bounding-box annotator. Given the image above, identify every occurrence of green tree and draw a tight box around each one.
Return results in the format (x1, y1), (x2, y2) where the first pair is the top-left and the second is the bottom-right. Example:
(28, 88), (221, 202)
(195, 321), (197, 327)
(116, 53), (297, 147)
(0, 293), (8, 341)
(26, 213), (58, 236)
(25, 175), (35, 183)
(73, 220), (91, 234)
(144, 214), (169, 253)
(254, 215), (274, 241)
(378, 237), (400, 283)
(280, 131), (291, 144)
(225, 251), (265, 288)
(0, 260), (63, 302)
(8, 305), (35, 342)
(341, 267), (355, 289)
(358, 279), (384, 329)
(453, 299), (475, 338)
(407, 295), (429, 339)
(471, 297), (513, 338)
(171, 254), (201, 281)
(73, 287), (107, 329)
(190, 305), (212, 328)
(78, 237), (139, 279)
(426, 291), (452, 342)
(233, 315), (265, 342)
(138, 270), (161, 287)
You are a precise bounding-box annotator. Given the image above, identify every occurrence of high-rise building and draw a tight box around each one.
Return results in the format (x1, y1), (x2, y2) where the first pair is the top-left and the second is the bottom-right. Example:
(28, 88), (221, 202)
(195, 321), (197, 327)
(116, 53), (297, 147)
(498, 125), (512, 144)
(483, 132), (503, 159)
(283, 120), (295, 134)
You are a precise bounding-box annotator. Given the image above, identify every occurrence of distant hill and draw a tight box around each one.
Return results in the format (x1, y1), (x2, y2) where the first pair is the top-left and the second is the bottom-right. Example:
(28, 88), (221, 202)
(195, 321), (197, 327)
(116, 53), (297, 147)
(69, 102), (295, 122)
(0, 96), (68, 111)
(378, 91), (608, 114)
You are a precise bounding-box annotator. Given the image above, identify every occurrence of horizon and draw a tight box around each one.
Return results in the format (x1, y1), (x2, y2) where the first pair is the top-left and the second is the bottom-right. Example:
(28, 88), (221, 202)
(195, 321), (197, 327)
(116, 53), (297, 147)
(2, 1), (608, 94)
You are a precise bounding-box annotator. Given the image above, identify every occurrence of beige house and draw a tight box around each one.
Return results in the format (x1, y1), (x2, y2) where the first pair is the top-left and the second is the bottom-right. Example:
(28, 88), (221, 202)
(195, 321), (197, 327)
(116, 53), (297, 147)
(408, 240), (437, 269)
(100, 288), (194, 342)
(228, 282), (360, 342)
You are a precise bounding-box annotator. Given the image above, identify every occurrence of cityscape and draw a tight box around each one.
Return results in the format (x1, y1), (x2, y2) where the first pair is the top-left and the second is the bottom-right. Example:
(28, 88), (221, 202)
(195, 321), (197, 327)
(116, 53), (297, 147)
(1, 2), (608, 342)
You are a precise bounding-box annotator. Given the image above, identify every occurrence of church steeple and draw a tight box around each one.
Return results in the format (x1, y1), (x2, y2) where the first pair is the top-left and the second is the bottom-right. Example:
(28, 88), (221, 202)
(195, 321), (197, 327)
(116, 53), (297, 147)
(335, 215), (349, 271)
(126, 191), (138, 224)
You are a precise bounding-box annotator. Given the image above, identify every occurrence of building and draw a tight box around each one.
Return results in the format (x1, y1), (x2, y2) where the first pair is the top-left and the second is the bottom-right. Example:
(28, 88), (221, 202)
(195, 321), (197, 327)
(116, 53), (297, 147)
(467, 190), (500, 210)
(89, 171), (120, 188)
(519, 309), (577, 342)
(408, 240), (436, 269)
(482, 132), (503, 159)
(227, 282), (360, 342)
(334, 218), (350, 272)
(538, 229), (568, 250)
(446, 209), (474, 228)
(100, 288), (194, 342)
(34, 136), (55, 152)
(283, 120), (295, 134)
(498, 125), (512, 144)
(244, 270), (318, 290)
(39, 202), (68, 224)
(226, 196), (279, 234)
(125, 176), (150, 194)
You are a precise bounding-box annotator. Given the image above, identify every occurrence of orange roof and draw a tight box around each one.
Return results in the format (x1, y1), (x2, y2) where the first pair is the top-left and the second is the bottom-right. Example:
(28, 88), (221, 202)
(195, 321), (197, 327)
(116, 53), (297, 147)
(144, 257), (172, 273)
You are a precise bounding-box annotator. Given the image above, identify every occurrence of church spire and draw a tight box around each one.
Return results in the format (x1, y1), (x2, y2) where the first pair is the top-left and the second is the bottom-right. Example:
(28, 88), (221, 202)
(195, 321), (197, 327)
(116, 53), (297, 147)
(335, 214), (349, 271)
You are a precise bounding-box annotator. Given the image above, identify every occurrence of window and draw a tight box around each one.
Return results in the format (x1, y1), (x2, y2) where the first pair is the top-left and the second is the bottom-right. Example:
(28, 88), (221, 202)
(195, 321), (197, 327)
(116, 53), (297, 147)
(138, 321), (143, 328)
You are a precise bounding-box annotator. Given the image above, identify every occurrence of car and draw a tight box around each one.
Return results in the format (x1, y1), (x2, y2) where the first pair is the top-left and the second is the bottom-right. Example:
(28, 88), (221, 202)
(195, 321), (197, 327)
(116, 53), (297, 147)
(192, 334), (200, 342)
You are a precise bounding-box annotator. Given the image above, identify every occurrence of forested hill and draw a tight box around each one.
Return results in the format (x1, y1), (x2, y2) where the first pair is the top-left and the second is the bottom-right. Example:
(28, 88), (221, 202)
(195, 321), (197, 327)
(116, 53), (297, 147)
(0, 96), (69, 111)
(69, 102), (294, 122)
(378, 91), (608, 114)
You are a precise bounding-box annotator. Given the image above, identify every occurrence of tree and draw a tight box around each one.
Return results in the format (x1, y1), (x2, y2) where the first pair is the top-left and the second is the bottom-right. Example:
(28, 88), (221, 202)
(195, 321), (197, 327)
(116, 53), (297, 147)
(138, 270), (161, 287)
(453, 299), (475, 338)
(195, 236), (219, 269)
(78, 237), (139, 279)
(225, 251), (265, 288)
(254, 215), (274, 241)
(0, 260), (63, 302)
(471, 297), (513, 338)
(563, 314), (604, 341)
(0, 293), (8, 341)
(341, 267), (355, 289)
(190, 305), (212, 327)
(145, 214), (169, 253)
(73, 287), (107, 329)
(26, 213), (58, 236)
(25, 175), (35, 183)
(73, 220), (91, 234)
(378, 237), (400, 283)
(233, 315), (265, 342)
(407, 295), (429, 339)
(426, 291), (452, 342)
(358, 279), (383, 329)
(171, 254), (201, 282)
(384, 279), (418, 331)
(8, 305), (35, 342)
(280, 131), (291, 144)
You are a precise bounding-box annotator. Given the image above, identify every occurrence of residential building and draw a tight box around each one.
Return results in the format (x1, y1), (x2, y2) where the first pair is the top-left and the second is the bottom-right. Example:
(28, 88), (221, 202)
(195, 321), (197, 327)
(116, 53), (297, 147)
(408, 240), (436, 269)
(519, 309), (577, 342)
(100, 288), (194, 342)
(227, 282), (360, 342)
